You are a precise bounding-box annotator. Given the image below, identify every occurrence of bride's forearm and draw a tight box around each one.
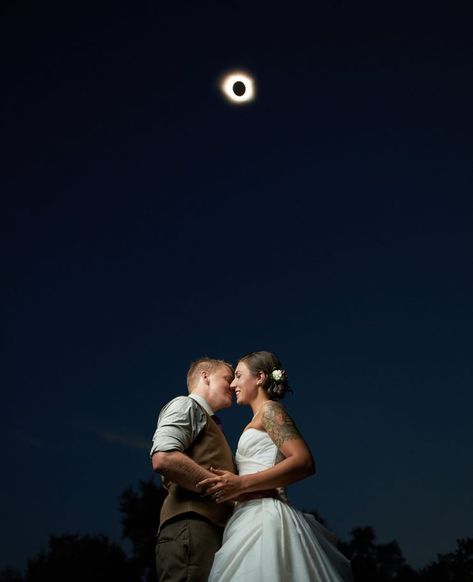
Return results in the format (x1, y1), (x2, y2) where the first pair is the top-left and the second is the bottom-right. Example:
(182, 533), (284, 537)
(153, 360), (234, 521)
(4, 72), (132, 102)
(240, 455), (315, 493)
(196, 451), (314, 502)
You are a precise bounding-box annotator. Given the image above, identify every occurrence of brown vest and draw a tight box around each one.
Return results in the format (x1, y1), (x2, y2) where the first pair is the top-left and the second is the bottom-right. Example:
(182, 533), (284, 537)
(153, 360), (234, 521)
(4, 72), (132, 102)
(160, 402), (236, 528)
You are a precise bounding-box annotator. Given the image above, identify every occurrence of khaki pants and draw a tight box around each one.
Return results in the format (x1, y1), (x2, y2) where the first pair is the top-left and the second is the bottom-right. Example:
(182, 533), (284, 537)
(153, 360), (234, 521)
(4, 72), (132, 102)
(156, 514), (224, 582)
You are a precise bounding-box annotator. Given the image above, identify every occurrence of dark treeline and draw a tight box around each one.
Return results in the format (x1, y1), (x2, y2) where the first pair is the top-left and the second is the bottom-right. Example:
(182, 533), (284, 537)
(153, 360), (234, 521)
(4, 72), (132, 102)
(1, 480), (471, 582)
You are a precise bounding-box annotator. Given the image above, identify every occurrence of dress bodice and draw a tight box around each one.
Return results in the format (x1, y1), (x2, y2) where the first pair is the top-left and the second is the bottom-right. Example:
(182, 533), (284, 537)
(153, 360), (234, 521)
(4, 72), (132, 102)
(235, 428), (283, 475)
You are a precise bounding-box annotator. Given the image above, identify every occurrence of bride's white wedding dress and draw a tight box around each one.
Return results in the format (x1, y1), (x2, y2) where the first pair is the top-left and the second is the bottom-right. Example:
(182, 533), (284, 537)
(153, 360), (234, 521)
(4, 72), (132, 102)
(209, 429), (353, 581)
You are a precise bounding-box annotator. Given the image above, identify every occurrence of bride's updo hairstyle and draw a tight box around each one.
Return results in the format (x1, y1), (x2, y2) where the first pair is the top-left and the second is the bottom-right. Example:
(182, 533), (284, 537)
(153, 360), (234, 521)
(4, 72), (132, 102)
(239, 351), (291, 400)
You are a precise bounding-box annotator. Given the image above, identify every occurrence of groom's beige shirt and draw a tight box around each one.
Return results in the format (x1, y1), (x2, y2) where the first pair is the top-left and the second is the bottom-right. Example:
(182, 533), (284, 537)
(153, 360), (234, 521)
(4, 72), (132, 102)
(150, 394), (235, 528)
(150, 393), (212, 455)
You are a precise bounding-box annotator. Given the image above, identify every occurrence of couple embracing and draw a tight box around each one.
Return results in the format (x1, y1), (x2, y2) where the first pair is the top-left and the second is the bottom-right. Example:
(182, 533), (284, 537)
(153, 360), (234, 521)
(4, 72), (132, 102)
(150, 351), (352, 581)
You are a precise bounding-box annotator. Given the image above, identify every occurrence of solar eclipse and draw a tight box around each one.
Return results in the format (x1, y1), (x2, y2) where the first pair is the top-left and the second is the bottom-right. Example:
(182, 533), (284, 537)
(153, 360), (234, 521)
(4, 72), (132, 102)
(220, 71), (255, 104)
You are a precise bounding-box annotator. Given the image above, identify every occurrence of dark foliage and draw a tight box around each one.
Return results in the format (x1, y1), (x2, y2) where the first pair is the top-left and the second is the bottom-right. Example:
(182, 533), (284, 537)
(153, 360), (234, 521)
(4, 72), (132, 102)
(419, 538), (473, 582)
(339, 526), (419, 582)
(0, 569), (23, 582)
(119, 479), (167, 582)
(2, 479), (471, 581)
(25, 534), (140, 582)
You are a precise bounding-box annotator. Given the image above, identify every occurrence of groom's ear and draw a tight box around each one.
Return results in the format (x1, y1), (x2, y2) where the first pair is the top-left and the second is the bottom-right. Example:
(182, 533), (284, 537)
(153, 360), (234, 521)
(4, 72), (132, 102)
(201, 370), (210, 385)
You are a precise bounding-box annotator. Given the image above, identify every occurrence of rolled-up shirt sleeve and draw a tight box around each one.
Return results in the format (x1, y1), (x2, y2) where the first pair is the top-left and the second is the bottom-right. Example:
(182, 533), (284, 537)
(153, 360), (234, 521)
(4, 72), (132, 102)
(150, 396), (207, 456)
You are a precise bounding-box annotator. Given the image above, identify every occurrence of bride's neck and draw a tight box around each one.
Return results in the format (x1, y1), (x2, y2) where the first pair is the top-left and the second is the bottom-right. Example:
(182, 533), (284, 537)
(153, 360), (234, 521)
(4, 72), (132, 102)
(250, 395), (270, 419)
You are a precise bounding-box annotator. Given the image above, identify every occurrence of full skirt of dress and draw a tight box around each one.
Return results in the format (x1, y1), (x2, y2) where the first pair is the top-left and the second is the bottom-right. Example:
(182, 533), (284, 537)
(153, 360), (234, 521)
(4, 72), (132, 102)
(208, 497), (352, 582)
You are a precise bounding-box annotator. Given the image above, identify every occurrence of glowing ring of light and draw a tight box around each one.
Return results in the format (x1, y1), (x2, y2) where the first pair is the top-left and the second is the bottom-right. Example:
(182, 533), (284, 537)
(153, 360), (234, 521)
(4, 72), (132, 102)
(220, 71), (255, 104)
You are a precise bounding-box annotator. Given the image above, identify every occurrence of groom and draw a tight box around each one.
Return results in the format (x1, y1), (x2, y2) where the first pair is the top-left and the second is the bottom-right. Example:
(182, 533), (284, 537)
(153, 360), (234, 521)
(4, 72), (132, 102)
(150, 357), (236, 581)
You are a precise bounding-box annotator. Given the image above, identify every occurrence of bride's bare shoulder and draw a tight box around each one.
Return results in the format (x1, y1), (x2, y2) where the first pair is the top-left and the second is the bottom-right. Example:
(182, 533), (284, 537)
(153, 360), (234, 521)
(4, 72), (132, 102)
(260, 401), (303, 448)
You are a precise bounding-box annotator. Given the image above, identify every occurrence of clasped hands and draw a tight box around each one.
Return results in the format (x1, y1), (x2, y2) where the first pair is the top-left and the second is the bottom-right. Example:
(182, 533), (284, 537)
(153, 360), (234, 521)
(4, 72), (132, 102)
(196, 468), (243, 503)
(196, 468), (279, 504)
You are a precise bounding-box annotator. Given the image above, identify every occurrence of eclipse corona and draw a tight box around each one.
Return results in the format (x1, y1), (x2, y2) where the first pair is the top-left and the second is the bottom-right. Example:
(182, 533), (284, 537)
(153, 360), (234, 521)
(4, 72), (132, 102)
(220, 71), (255, 104)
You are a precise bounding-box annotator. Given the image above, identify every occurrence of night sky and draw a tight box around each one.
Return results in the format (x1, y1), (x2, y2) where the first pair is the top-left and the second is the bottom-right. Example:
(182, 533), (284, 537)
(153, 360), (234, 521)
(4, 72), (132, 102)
(2, 0), (473, 572)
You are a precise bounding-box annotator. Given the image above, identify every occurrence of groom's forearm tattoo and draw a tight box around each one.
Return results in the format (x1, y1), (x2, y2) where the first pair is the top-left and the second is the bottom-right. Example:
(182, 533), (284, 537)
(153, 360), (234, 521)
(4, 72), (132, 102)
(261, 402), (302, 449)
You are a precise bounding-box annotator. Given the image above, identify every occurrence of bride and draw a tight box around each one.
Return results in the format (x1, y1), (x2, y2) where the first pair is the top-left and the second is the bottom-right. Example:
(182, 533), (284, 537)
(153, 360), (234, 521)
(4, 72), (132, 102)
(197, 351), (352, 581)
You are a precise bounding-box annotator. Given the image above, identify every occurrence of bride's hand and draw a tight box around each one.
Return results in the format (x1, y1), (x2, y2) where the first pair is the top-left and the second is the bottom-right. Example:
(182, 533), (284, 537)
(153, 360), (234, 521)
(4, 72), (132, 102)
(196, 468), (243, 503)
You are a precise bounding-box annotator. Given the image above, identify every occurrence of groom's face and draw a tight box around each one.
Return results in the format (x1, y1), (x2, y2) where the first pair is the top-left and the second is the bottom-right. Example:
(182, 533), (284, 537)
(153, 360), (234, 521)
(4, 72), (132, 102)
(207, 365), (234, 411)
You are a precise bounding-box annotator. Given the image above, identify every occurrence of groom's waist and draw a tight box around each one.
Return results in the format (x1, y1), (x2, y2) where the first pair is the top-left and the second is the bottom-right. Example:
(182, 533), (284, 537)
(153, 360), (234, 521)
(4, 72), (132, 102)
(160, 483), (234, 530)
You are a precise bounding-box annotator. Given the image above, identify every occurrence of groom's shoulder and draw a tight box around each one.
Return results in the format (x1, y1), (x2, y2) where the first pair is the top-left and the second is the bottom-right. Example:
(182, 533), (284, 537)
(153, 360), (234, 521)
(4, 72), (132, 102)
(161, 394), (192, 411)
(167, 395), (191, 406)
(160, 395), (204, 417)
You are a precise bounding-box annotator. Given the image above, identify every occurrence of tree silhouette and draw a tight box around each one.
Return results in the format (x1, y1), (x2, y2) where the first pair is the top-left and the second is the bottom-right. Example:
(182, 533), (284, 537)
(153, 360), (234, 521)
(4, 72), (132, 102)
(339, 526), (418, 582)
(1, 477), (471, 581)
(0, 568), (23, 582)
(119, 479), (166, 582)
(419, 538), (473, 582)
(25, 534), (140, 582)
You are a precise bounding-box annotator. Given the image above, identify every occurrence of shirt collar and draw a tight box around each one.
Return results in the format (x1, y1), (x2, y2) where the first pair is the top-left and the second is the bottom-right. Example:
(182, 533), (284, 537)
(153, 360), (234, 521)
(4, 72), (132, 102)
(189, 393), (214, 416)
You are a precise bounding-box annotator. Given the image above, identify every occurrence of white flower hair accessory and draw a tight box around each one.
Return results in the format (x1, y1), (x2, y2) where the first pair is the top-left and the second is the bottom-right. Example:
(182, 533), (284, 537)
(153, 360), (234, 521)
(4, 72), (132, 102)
(271, 369), (285, 382)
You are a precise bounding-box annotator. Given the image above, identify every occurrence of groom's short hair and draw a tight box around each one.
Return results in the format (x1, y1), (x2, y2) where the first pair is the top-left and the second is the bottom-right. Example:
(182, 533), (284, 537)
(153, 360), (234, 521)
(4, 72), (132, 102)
(187, 357), (233, 392)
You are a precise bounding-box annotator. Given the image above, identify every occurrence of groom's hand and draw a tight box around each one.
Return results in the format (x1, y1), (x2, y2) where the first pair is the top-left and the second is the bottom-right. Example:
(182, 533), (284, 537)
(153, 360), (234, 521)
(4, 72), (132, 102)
(196, 469), (280, 503)
(196, 468), (245, 503)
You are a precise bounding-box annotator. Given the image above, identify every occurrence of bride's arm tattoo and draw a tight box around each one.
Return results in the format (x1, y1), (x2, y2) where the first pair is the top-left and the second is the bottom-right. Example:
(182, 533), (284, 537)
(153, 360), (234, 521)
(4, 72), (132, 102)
(261, 402), (302, 449)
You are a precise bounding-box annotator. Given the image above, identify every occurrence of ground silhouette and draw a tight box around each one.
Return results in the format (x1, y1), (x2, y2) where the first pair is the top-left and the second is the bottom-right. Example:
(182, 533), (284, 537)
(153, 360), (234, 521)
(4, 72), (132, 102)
(1, 479), (471, 581)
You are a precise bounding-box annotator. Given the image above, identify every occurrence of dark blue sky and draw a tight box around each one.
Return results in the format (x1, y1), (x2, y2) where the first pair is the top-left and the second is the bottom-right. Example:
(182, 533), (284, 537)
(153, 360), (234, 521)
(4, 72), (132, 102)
(2, 0), (472, 572)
